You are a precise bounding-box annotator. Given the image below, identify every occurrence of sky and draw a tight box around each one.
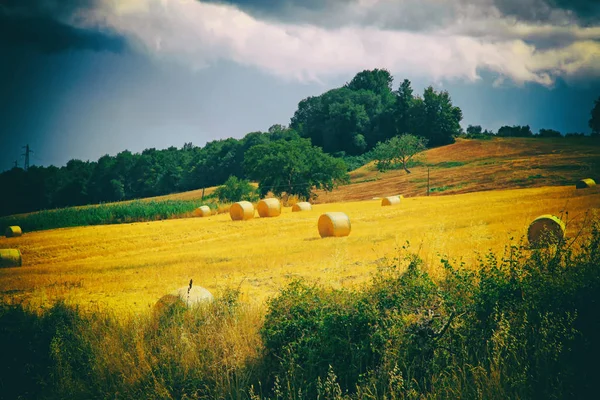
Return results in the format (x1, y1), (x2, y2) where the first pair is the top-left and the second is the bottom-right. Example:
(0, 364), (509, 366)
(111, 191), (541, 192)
(1, 0), (599, 172)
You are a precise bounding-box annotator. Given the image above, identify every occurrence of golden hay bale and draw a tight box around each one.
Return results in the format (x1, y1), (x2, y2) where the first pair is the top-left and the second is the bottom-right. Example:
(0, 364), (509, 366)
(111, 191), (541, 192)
(576, 178), (596, 189)
(193, 205), (212, 217)
(318, 212), (351, 238)
(381, 196), (401, 206)
(257, 198), (282, 218)
(230, 201), (255, 221)
(173, 285), (214, 307)
(292, 202), (312, 212)
(527, 214), (566, 247)
(0, 249), (22, 268)
(5, 226), (22, 238)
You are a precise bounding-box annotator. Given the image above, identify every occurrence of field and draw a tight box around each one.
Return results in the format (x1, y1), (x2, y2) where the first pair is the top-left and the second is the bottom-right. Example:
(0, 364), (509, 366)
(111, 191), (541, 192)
(1, 184), (598, 316)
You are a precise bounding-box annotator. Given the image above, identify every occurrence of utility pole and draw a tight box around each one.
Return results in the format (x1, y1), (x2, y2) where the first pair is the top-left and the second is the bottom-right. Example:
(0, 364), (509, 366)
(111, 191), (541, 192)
(13, 160), (18, 169)
(427, 167), (430, 196)
(22, 144), (33, 171)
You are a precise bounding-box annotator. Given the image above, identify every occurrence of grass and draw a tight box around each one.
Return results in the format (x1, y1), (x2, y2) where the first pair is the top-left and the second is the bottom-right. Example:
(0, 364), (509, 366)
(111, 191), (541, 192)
(0, 199), (216, 234)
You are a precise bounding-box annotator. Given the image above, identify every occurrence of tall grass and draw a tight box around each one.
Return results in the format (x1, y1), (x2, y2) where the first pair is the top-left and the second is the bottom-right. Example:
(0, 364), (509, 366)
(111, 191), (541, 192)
(1, 222), (599, 399)
(0, 199), (219, 233)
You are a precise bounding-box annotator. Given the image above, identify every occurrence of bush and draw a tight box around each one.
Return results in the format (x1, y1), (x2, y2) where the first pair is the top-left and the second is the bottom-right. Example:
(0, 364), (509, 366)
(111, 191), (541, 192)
(213, 176), (259, 203)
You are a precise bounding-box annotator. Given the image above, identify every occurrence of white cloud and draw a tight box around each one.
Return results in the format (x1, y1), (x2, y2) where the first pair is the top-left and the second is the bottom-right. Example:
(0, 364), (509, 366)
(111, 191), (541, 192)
(91, 0), (600, 86)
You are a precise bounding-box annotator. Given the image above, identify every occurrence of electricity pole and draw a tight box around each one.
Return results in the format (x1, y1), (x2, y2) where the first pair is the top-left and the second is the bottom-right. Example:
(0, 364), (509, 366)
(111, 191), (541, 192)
(427, 167), (430, 196)
(22, 144), (33, 171)
(13, 160), (18, 169)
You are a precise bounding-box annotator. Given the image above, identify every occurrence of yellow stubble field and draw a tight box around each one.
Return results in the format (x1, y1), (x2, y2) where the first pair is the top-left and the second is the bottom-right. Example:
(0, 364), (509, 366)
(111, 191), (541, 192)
(1, 185), (598, 316)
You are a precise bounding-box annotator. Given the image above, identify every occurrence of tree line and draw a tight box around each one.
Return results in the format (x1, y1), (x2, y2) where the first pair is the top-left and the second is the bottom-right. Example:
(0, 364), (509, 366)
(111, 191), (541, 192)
(2, 68), (599, 217)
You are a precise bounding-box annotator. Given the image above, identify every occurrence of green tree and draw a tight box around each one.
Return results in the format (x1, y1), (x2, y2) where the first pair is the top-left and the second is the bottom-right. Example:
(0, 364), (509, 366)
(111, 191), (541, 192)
(213, 176), (258, 203)
(373, 134), (428, 173)
(590, 96), (600, 137)
(411, 86), (462, 147)
(244, 138), (348, 199)
(538, 128), (562, 138)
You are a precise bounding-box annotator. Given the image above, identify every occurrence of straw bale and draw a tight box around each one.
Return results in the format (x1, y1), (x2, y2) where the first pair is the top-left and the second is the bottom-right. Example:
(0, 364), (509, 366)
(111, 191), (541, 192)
(381, 196), (401, 206)
(5, 226), (22, 238)
(0, 249), (22, 268)
(194, 205), (212, 217)
(257, 198), (282, 218)
(576, 178), (596, 189)
(292, 202), (312, 212)
(318, 212), (351, 238)
(528, 214), (565, 247)
(230, 201), (255, 221)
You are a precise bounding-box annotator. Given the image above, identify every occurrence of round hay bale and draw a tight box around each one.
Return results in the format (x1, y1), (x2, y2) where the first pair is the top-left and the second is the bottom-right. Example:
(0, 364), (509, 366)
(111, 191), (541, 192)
(173, 285), (214, 307)
(381, 196), (401, 206)
(230, 201), (255, 221)
(527, 214), (566, 247)
(576, 178), (596, 189)
(0, 249), (22, 268)
(292, 202), (312, 212)
(318, 212), (351, 238)
(5, 226), (22, 238)
(194, 205), (212, 217)
(257, 198), (281, 218)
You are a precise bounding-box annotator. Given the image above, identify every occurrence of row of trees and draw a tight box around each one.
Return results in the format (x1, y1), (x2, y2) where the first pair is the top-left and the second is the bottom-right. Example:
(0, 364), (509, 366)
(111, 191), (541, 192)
(0, 69), (465, 217)
(290, 69), (462, 154)
(466, 124), (594, 138)
(2, 68), (598, 217)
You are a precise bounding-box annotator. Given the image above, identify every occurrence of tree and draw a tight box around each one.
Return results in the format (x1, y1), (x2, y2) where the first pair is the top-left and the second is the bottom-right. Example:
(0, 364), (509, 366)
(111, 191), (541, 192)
(466, 125), (483, 135)
(590, 96), (600, 137)
(538, 128), (562, 138)
(244, 138), (348, 199)
(372, 134), (428, 173)
(410, 87), (462, 147)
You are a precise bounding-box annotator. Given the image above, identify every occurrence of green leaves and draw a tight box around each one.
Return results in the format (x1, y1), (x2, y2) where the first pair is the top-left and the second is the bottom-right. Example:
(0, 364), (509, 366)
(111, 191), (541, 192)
(372, 134), (428, 172)
(244, 138), (348, 199)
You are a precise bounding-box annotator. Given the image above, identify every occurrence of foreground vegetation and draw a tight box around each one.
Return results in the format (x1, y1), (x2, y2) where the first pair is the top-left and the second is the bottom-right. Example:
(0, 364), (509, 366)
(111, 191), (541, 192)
(0, 199), (212, 234)
(1, 221), (598, 399)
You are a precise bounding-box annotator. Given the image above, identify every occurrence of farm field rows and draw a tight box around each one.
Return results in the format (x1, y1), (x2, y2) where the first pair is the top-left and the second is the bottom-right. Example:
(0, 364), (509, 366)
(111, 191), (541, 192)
(1, 185), (599, 316)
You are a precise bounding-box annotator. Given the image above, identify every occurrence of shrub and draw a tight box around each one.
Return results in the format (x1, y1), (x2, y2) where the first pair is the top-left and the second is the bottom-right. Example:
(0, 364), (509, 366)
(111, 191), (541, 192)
(213, 176), (259, 203)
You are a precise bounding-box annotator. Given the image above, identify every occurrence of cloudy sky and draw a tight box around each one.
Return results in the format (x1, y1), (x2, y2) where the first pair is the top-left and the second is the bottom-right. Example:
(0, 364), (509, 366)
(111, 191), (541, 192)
(1, 0), (599, 172)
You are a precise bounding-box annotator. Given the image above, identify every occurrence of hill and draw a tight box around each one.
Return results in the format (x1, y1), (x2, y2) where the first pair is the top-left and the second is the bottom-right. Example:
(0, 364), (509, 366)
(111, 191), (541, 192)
(147, 137), (599, 204)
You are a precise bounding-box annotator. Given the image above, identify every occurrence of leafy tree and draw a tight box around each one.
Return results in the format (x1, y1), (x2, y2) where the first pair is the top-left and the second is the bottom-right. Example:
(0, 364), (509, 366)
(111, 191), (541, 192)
(373, 134), (428, 173)
(244, 138), (349, 199)
(497, 125), (533, 137)
(538, 128), (562, 138)
(590, 96), (600, 137)
(213, 176), (258, 203)
(466, 125), (483, 135)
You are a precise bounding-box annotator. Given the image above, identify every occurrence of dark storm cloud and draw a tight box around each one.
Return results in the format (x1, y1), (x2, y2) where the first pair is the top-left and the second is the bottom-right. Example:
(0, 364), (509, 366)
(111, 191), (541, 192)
(0, 0), (128, 53)
(493, 0), (600, 24)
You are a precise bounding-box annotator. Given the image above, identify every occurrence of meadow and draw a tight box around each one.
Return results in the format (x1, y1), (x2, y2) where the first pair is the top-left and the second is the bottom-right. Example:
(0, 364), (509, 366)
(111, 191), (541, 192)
(1, 185), (598, 315)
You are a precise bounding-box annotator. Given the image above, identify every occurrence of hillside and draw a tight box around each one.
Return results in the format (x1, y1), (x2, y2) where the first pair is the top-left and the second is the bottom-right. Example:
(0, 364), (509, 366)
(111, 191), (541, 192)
(147, 137), (600, 204)
(315, 137), (600, 202)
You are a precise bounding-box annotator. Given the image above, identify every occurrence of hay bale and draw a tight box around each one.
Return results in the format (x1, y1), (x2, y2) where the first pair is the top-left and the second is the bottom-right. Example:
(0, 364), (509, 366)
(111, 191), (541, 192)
(230, 201), (255, 221)
(381, 196), (401, 206)
(528, 214), (566, 247)
(194, 205), (212, 217)
(0, 249), (22, 268)
(292, 202), (312, 212)
(257, 198), (282, 218)
(173, 285), (214, 307)
(5, 226), (22, 238)
(576, 178), (596, 189)
(318, 212), (351, 238)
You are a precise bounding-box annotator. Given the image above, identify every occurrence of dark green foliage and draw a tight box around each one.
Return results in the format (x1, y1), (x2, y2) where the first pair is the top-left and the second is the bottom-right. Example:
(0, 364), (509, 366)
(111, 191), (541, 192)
(0, 199), (206, 233)
(497, 125), (533, 137)
(244, 138), (349, 199)
(213, 176), (259, 203)
(538, 128), (562, 138)
(590, 96), (600, 136)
